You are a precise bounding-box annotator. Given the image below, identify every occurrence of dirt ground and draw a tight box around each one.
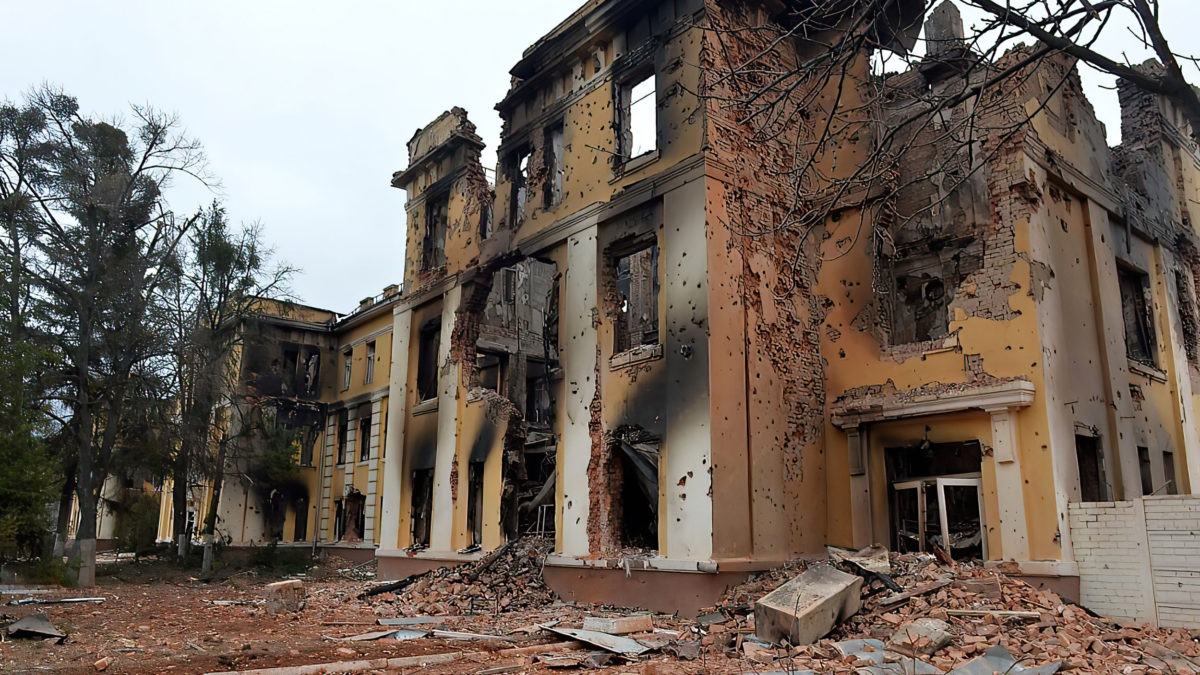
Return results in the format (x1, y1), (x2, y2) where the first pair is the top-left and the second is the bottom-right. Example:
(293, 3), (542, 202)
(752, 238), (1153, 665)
(4, 548), (1200, 675)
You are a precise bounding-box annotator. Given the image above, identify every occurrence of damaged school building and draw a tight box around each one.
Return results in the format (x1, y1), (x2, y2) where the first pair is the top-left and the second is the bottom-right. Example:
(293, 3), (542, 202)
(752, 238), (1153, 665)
(172, 0), (1200, 618)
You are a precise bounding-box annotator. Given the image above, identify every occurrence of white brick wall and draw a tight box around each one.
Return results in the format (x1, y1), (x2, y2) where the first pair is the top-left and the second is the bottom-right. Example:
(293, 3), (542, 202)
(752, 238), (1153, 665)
(1069, 496), (1200, 627)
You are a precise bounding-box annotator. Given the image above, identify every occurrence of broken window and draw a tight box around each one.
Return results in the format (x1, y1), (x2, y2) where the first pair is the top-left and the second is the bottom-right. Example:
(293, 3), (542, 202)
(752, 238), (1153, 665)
(364, 341), (376, 384)
(422, 192), (448, 270)
(342, 350), (353, 390)
(410, 468), (434, 548)
(1164, 450), (1178, 494)
(614, 431), (659, 550)
(620, 72), (656, 161)
(544, 123), (564, 208)
(417, 319), (441, 402)
(333, 498), (344, 540)
(1175, 269), (1199, 361)
(508, 147), (530, 226)
(1118, 265), (1157, 365)
(1138, 446), (1153, 495)
(358, 411), (371, 462)
(299, 434), (314, 467)
(1075, 434), (1106, 502)
(474, 352), (506, 394)
(886, 440), (985, 560)
(894, 273), (948, 343)
(467, 461), (485, 547)
(336, 409), (349, 465)
(292, 499), (308, 542)
(613, 244), (659, 353)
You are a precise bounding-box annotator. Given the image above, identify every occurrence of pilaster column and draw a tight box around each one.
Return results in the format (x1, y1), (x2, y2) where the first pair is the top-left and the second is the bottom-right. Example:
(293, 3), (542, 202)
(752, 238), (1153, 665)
(986, 406), (1029, 561)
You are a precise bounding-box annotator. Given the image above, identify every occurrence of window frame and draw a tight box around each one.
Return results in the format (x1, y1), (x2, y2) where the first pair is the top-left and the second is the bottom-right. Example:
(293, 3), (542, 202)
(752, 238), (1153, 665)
(342, 350), (353, 391)
(416, 318), (441, 403)
(610, 237), (660, 355)
(616, 66), (658, 171)
(422, 190), (449, 270)
(358, 413), (372, 462)
(543, 122), (565, 209)
(364, 341), (376, 385)
(1116, 263), (1157, 367)
(507, 145), (531, 227)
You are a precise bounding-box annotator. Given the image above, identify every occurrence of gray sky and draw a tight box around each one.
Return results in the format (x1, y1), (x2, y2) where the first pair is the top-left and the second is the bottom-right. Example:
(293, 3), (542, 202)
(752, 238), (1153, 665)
(2, 1), (1198, 312)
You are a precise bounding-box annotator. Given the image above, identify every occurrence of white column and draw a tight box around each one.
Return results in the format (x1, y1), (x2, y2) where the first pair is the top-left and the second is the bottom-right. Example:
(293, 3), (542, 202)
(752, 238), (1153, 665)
(431, 286), (462, 551)
(365, 398), (383, 542)
(987, 406), (1029, 561)
(560, 224), (599, 557)
(379, 308), (412, 552)
(319, 414), (336, 542)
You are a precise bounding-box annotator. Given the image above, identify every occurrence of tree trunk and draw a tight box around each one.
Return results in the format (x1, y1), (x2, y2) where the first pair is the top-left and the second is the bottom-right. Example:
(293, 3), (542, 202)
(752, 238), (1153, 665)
(200, 438), (227, 575)
(52, 463), (77, 558)
(172, 448), (189, 558)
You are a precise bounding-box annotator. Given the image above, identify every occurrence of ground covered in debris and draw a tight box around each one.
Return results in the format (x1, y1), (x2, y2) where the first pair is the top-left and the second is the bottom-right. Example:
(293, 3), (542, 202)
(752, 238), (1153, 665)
(4, 542), (1200, 674)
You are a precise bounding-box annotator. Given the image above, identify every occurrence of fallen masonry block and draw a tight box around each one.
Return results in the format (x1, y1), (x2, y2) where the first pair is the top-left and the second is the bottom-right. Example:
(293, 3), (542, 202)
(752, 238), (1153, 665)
(582, 614), (653, 634)
(887, 617), (952, 656)
(263, 579), (305, 613)
(754, 564), (862, 645)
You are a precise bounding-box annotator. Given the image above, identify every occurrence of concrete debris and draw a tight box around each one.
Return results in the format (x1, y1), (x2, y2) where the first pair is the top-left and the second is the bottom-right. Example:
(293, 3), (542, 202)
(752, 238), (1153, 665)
(754, 563), (863, 645)
(93, 655), (111, 671)
(375, 615), (453, 626)
(7, 612), (66, 641)
(581, 613), (653, 635)
(8, 595), (105, 606)
(540, 624), (651, 655)
(263, 579), (305, 614)
(835, 638), (943, 674)
(888, 617), (953, 655)
(829, 544), (892, 575)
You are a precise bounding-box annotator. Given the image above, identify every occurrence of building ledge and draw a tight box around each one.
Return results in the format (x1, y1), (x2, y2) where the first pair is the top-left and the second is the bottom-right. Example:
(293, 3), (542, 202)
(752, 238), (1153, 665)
(832, 379), (1036, 428)
(544, 554), (719, 574)
(987, 559), (1079, 577)
(375, 548), (485, 562)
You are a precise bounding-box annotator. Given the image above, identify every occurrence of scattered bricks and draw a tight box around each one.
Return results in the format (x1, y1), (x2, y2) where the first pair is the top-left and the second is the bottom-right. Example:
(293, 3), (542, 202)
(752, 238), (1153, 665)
(887, 617), (953, 656)
(93, 656), (110, 671)
(264, 579), (306, 614)
(582, 614), (653, 635)
(754, 564), (862, 645)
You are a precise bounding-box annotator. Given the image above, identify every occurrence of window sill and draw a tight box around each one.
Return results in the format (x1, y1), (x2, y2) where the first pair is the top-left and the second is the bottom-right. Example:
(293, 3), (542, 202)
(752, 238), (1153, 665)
(610, 343), (663, 370)
(1128, 359), (1167, 383)
(610, 149), (659, 183)
(412, 398), (439, 416)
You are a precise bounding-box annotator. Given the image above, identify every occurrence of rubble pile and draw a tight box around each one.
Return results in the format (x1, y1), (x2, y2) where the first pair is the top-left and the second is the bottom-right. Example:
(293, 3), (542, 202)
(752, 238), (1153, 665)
(376, 537), (556, 616)
(697, 551), (1200, 673)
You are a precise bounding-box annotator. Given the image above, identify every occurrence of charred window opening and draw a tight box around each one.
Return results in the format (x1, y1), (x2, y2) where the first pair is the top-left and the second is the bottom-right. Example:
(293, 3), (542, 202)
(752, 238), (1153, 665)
(1175, 269), (1199, 361)
(614, 430), (660, 550)
(1138, 446), (1153, 495)
(1118, 264), (1157, 365)
(417, 319), (441, 402)
(422, 191), (448, 270)
(1075, 434), (1107, 502)
(358, 410), (371, 462)
(890, 237), (980, 344)
(467, 460), (485, 547)
(886, 439), (984, 560)
(480, 202), (493, 241)
(613, 243), (659, 353)
(333, 498), (344, 540)
(336, 409), (349, 465)
(410, 468), (434, 548)
(474, 352), (507, 394)
(508, 146), (530, 226)
(544, 123), (564, 209)
(342, 350), (352, 390)
(525, 360), (553, 426)
(619, 71), (657, 162)
(364, 341), (376, 384)
(292, 498), (308, 542)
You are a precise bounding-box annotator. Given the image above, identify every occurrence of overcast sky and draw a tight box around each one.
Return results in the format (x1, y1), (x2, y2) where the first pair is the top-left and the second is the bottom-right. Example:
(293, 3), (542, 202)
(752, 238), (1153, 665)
(2, 1), (1198, 312)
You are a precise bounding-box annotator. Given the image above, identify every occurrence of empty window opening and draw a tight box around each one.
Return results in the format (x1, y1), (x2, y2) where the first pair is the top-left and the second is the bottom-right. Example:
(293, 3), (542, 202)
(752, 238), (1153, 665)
(614, 244), (659, 352)
(299, 434), (314, 467)
(1075, 434), (1107, 502)
(423, 192), (448, 270)
(341, 488), (365, 542)
(622, 73), (656, 160)
(1138, 446), (1153, 496)
(1118, 265), (1156, 365)
(410, 469), (434, 548)
(359, 412), (372, 462)
(886, 439), (985, 561)
(333, 498), (344, 540)
(364, 341), (376, 384)
(509, 147), (530, 226)
(518, 428), (557, 537)
(467, 461), (485, 547)
(292, 499), (308, 542)
(342, 350), (352, 390)
(888, 237), (982, 344)
(1164, 450), (1178, 495)
(474, 352), (506, 394)
(544, 124), (564, 208)
(336, 410), (349, 465)
(417, 319), (441, 401)
(617, 434), (659, 550)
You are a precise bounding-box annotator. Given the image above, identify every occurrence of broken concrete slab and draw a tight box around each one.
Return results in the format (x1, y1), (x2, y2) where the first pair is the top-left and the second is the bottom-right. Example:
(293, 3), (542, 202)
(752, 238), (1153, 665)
(582, 614), (653, 635)
(834, 639), (942, 675)
(263, 579), (305, 613)
(7, 613), (66, 641)
(887, 617), (952, 656)
(754, 564), (862, 645)
(947, 645), (1061, 675)
(540, 624), (651, 655)
(828, 545), (891, 575)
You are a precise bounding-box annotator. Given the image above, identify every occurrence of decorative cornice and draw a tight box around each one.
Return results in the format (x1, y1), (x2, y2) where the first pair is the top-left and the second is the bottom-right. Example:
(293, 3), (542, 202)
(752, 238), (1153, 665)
(831, 379), (1037, 428)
